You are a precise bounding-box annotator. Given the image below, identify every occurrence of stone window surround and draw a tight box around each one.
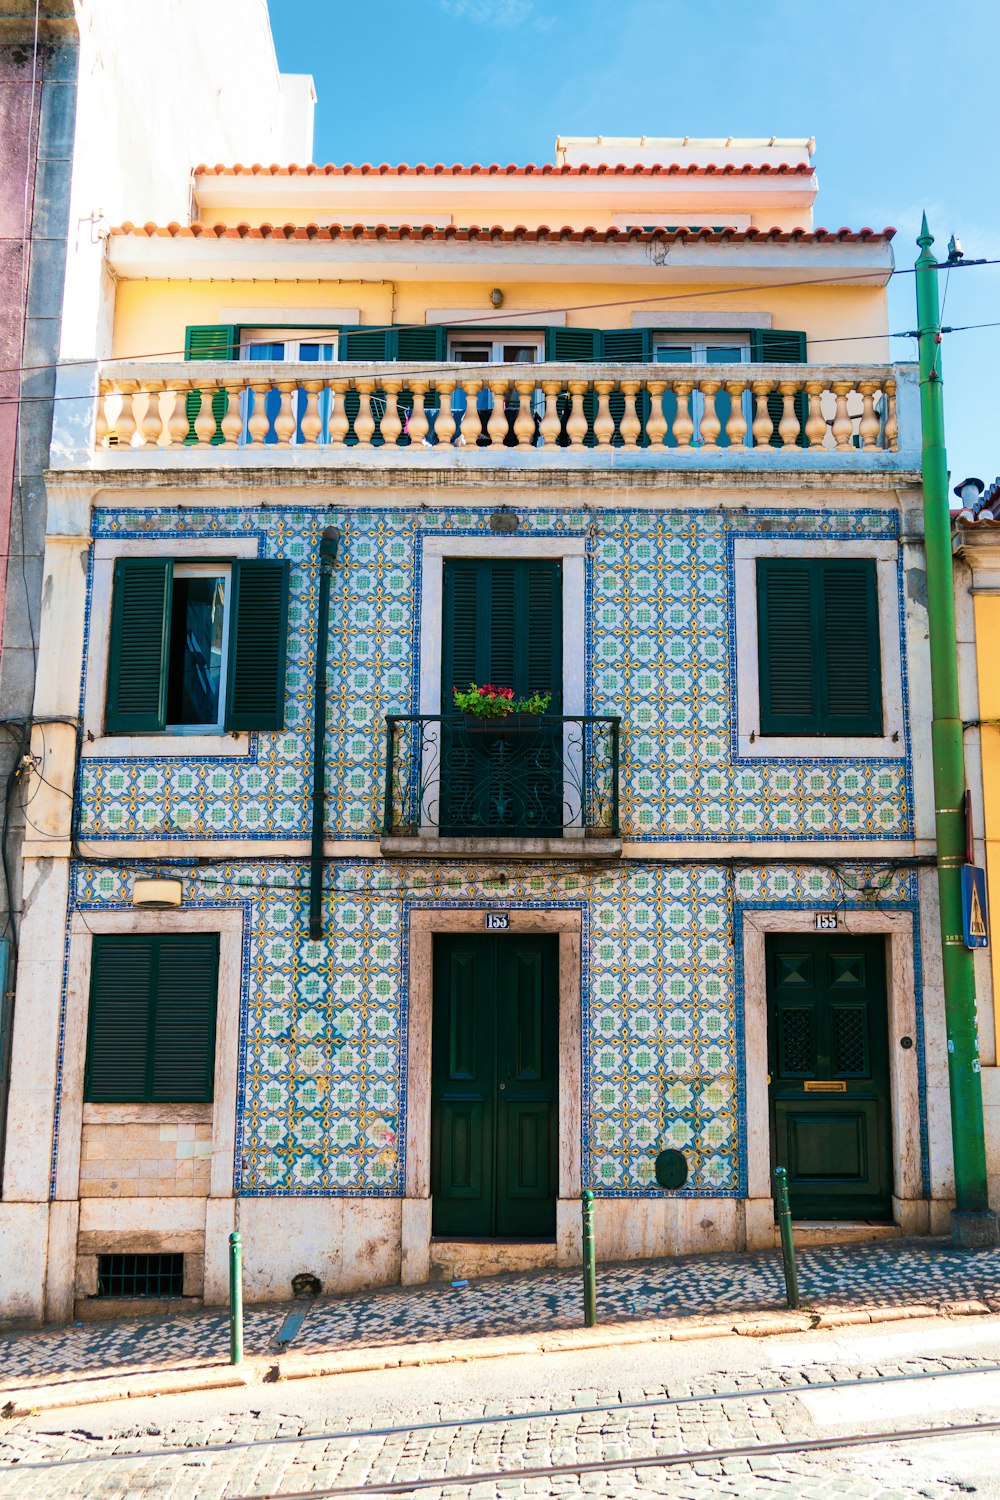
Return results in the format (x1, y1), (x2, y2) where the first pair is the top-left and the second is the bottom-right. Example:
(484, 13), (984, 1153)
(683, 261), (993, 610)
(53, 908), (244, 1206)
(741, 907), (927, 1246)
(733, 537), (905, 761)
(401, 906), (582, 1283)
(82, 536), (259, 759)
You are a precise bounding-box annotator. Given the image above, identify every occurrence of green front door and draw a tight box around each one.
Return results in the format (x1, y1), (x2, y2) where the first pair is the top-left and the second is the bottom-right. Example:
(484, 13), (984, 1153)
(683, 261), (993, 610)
(431, 934), (558, 1238)
(767, 934), (892, 1221)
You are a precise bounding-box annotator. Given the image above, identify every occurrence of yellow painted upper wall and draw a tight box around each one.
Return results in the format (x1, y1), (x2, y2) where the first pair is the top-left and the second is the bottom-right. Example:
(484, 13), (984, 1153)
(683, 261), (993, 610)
(112, 276), (890, 363)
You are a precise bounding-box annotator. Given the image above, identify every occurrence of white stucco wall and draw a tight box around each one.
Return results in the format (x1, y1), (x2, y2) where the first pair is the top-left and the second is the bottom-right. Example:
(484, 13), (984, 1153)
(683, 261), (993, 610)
(61, 0), (315, 358)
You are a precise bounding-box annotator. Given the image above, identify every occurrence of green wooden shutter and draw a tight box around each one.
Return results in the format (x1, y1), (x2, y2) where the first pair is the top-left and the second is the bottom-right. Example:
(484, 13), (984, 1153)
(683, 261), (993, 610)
(84, 936), (156, 1102)
(339, 328), (392, 359)
(85, 934), (218, 1104)
(821, 562), (883, 735)
(105, 558), (172, 734)
(545, 328), (601, 361)
(151, 934), (219, 1102)
(441, 560), (561, 705)
(600, 329), (651, 361)
(757, 560), (817, 734)
(184, 325), (237, 445)
(750, 329), (807, 447)
(225, 559), (290, 731)
(394, 326), (446, 361)
(757, 559), (882, 736)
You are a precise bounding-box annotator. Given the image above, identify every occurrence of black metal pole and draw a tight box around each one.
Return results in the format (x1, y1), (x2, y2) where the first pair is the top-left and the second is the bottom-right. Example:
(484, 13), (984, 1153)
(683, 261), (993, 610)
(309, 527), (339, 941)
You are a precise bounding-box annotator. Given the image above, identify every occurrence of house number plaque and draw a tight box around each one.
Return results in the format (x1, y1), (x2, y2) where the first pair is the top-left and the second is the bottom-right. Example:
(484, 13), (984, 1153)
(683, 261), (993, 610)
(484, 912), (511, 931)
(814, 912), (839, 931)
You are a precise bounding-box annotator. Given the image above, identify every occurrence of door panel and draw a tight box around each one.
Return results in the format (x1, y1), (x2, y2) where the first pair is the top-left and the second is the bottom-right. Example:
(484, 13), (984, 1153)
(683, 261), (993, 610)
(767, 934), (892, 1220)
(431, 934), (558, 1238)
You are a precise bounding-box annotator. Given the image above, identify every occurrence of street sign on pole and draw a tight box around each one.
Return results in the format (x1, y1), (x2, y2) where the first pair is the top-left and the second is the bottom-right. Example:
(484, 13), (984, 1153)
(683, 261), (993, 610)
(961, 865), (989, 949)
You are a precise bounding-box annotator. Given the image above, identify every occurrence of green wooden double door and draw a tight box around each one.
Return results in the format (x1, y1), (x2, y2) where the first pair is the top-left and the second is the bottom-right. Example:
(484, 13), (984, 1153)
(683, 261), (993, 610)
(767, 934), (893, 1220)
(431, 935), (559, 1238)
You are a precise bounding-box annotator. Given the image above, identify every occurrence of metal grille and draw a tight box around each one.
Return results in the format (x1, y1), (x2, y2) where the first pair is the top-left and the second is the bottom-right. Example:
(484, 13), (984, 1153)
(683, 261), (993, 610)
(778, 1007), (813, 1075)
(833, 1007), (868, 1076)
(96, 1253), (184, 1299)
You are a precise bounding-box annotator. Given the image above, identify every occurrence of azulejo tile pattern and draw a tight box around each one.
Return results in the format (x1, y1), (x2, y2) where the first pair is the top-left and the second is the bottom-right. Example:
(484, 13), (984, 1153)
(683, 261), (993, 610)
(76, 504), (911, 844)
(65, 860), (919, 1199)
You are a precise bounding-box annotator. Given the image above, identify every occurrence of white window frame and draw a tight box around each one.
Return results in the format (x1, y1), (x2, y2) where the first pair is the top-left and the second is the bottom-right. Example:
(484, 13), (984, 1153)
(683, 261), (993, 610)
(166, 563), (231, 736)
(446, 332), (544, 363)
(83, 537), (259, 759)
(239, 328), (339, 361)
(733, 537), (905, 760)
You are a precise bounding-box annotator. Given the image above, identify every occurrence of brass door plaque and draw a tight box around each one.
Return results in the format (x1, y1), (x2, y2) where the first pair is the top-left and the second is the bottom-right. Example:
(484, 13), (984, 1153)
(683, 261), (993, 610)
(803, 1080), (847, 1093)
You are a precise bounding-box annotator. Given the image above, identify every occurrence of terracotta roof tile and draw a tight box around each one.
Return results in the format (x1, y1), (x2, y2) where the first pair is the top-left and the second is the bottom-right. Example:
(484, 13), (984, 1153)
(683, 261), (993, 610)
(192, 161), (816, 178)
(112, 221), (895, 246)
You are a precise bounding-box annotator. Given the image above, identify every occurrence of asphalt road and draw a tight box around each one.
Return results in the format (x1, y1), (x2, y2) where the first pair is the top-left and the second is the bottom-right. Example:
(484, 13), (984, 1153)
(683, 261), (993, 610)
(2, 1313), (999, 1498)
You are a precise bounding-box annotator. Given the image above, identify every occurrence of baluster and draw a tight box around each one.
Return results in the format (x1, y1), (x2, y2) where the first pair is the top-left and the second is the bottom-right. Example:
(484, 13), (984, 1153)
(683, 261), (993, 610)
(804, 380), (827, 449)
(139, 383), (161, 447)
(165, 385), (189, 448)
(486, 378), (508, 446)
(193, 382), (216, 447)
(724, 381), (748, 447)
(434, 380), (457, 446)
(672, 381), (694, 448)
(513, 379), (536, 447)
(619, 380), (641, 449)
(883, 379), (898, 451)
(116, 383), (138, 447)
(858, 381), (880, 449)
(539, 380), (562, 446)
(593, 380), (615, 446)
(300, 380), (323, 445)
(408, 380), (430, 445)
(220, 386), (243, 447)
(459, 380), (482, 446)
(380, 379), (402, 446)
(247, 382), (271, 445)
(328, 379), (350, 447)
(566, 380), (589, 446)
(831, 381), (853, 450)
(778, 380), (800, 447)
(273, 381), (297, 446)
(94, 388), (110, 448)
(645, 381), (667, 447)
(698, 380), (721, 449)
(751, 381), (774, 447)
(353, 379), (376, 447)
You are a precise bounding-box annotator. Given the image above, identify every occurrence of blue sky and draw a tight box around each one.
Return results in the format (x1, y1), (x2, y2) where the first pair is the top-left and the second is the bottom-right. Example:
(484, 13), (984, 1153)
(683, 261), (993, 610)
(269, 0), (1000, 486)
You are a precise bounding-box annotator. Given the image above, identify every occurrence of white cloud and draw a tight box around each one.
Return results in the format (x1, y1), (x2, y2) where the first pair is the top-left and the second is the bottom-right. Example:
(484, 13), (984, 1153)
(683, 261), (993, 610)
(438, 0), (546, 29)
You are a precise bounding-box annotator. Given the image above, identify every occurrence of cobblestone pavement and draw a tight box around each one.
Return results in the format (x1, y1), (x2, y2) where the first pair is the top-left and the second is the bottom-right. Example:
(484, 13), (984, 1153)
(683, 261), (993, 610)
(0, 1343), (997, 1498)
(2, 1238), (1000, 1392)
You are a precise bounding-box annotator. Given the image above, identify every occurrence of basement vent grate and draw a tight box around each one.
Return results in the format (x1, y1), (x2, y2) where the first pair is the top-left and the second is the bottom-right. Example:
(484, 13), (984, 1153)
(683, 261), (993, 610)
(96, 1252), (184, 1298)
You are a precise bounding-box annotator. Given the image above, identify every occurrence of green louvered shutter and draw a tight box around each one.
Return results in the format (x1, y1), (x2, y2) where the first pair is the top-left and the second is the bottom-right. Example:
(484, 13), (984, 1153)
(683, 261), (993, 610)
(545, 329), (601, 444)
(600, 330), (652, 444)
(750, 329), (808, 447)
(84, 934), (219, 1103)
(339, 328), (392, 359)
(184, 325), (237, 445)
(105, 558), (172, 734)
(151, 935), (219, 1101)
(225, 559), (290, 731)
(757, 559), (882, 736)
(394, 326), (447, 361)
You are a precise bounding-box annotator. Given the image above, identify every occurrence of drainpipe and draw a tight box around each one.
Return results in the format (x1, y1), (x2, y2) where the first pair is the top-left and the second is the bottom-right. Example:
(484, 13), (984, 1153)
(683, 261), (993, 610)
(309, 526), (340, 940)
(915, 216), (998, 1247)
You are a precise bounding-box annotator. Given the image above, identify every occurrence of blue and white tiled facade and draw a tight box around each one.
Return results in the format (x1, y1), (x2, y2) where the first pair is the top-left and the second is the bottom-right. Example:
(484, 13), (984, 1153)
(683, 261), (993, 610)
(54, 500), (926, 1209)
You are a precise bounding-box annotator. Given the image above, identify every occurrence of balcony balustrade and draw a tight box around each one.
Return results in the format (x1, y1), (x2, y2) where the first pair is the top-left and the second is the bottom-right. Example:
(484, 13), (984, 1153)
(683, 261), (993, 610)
(89, 360), (905, 461)
(381, 714), (621, 853)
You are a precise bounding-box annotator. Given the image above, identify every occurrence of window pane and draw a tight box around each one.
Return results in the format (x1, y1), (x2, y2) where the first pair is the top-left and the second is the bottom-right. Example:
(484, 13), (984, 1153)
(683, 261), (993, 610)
(299, 342), (336, 362)
(452, 343), (491, 361)
(245, 341), (285, 360)
(502, 344), (540, 362)
(167, 574), (226, 726)
(706, 345), (746, 363)
(654, 345), (694, 363)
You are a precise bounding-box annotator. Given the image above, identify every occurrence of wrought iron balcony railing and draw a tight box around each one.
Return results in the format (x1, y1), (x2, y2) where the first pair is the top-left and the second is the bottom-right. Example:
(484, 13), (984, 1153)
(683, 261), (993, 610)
(382, 714), (621, 841)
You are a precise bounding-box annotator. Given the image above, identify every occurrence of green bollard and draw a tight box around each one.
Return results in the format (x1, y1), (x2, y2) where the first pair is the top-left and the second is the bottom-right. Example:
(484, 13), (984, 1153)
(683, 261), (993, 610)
(229, 1230), (243, 1365)
(582, 1189), (597, 1327)
(772, 1166), (799, 1310)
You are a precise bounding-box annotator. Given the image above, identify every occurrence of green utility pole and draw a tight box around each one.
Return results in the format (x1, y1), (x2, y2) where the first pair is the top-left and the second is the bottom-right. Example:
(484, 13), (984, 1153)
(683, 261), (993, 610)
(916, 216), (998, 1248)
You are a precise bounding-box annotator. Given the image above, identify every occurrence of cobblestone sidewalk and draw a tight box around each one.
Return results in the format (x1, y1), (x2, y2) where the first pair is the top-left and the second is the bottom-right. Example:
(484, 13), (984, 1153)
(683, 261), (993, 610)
(2, 1238), (1000, 1398)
